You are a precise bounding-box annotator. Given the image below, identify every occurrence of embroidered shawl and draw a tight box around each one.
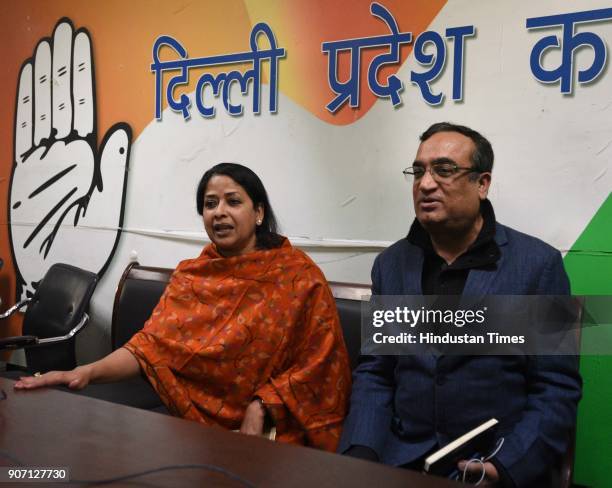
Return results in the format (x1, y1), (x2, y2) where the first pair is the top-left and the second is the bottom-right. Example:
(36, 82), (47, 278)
(124, 238), (351, 451)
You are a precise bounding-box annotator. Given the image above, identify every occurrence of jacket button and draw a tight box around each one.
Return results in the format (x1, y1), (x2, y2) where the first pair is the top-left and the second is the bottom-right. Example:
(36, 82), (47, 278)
(436, 375), (446, 386)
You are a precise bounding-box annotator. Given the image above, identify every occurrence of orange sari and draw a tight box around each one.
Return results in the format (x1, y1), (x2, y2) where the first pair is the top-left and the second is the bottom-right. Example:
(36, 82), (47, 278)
(124, 238), (351, 451)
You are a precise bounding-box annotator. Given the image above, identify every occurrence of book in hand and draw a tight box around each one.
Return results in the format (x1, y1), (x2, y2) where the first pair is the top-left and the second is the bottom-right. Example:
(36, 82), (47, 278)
(423, 418), (499, 477)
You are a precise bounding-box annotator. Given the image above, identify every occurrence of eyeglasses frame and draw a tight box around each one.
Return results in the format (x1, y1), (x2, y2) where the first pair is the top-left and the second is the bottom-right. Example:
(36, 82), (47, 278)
(402, 161), (482, 181)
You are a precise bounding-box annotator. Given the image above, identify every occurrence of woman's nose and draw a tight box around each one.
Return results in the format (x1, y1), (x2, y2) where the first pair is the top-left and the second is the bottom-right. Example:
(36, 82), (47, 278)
(213, 201), (228, 216)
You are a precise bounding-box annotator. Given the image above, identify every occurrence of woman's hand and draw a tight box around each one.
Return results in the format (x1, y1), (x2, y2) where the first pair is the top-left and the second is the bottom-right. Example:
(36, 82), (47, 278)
(13, 365), (93, 390)
(13, 348), (141, 392)
(240, 399), (266, 436)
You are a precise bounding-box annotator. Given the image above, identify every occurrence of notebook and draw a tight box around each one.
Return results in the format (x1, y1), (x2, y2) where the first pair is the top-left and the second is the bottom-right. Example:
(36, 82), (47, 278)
(423, 418), (499, 477)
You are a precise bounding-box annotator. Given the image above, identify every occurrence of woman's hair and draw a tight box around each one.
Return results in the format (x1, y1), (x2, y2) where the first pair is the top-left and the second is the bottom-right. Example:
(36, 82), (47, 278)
(196, 162), (283, 249)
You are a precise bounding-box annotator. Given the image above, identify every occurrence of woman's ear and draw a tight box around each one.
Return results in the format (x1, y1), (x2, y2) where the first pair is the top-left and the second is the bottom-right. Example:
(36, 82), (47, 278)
(255, 204), (264, 225)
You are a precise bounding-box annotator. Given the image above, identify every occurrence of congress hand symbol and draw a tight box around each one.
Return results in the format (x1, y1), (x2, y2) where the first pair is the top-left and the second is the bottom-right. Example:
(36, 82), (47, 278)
(9, 19), (132, 299)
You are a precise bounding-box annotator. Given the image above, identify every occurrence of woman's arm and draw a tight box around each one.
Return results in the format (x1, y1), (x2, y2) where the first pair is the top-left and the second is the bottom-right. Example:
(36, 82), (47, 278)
(13, 347), (141, 390)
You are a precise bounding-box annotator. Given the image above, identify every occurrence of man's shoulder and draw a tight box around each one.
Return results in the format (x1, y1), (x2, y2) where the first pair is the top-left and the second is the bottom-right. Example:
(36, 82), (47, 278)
(496, 222), (561, 260)
(495, 223), (570, 294)
(380, 238), (415, 255)
(375, 238), (419, 265)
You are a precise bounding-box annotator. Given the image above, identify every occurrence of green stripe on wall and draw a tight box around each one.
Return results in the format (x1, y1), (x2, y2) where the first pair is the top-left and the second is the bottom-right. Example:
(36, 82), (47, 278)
(564, 192), (612, 488)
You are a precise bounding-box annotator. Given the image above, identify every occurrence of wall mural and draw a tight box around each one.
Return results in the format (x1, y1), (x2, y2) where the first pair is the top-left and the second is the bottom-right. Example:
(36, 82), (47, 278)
(1, 3), (611, 485)
(8, 19), (132, 299)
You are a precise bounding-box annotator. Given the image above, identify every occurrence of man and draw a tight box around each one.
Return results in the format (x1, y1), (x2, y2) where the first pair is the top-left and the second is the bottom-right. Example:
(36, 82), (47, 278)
(338, 122), (581, 487)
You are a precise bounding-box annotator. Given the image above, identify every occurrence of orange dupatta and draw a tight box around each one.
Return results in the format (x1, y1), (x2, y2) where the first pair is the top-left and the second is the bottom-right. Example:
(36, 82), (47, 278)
(124, 238), (351, 451)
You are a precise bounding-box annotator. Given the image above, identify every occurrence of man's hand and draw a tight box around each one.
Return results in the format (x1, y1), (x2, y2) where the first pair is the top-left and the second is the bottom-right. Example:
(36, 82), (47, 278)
(13, 364), (93, 390)
(239, 399), (266, 436)
(457, 460), (499, 486)
(10, 19), (131, 299)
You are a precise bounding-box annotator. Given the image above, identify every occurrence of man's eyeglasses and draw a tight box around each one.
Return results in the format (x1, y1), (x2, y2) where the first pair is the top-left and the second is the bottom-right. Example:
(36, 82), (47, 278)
(403, 162), (479, 181)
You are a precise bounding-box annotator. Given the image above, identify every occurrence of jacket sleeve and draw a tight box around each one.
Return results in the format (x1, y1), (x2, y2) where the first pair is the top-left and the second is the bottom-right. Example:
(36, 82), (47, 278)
(494, 250), (582, 486)
(254, 278), (352, 452)
(337, 254), (396, 457)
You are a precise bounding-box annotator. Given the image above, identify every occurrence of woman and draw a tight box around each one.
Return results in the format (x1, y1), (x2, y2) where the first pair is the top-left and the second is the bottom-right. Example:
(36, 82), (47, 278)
(15, 162), (351, 451)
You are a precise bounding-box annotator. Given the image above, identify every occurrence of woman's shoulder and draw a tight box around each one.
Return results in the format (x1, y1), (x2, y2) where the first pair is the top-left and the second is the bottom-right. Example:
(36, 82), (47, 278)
(286, 245), (316, 267)
(274, 239), (329, 283)
(273, 237), (310, 263)
(169, 244), (217, 275)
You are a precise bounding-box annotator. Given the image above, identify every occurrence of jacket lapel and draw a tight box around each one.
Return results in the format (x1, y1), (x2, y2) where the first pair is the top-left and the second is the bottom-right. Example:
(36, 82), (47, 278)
(401, 242), (424, 295)
(462, 223), (508, 295)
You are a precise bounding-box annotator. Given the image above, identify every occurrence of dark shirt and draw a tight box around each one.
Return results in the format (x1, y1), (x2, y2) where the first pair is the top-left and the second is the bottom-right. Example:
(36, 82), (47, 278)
(407, 198), (500, 295)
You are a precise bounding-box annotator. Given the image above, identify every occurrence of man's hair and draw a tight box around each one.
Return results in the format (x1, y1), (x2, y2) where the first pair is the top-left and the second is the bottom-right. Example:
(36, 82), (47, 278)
(420, 122), (494, 173)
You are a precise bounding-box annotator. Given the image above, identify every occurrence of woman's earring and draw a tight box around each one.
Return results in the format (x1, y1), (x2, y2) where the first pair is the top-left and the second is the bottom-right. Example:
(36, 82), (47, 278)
(256, 219), (262, 225)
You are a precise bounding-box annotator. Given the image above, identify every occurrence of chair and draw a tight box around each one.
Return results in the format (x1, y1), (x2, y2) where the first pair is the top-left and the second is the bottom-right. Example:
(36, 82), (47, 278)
(111, 261), (172, 350)
(329, 282), (371, 370)
(0, 263), (98, 373)
(558, 427), (576, 488)
(67, 262), (172, 410)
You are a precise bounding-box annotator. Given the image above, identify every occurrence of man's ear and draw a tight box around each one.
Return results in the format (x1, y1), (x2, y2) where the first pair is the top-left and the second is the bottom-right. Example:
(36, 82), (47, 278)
(478, 172), (492, 200)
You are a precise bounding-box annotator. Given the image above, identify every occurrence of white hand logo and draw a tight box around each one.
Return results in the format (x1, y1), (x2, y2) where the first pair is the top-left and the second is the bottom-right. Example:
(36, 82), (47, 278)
(9, 19), (132, 299)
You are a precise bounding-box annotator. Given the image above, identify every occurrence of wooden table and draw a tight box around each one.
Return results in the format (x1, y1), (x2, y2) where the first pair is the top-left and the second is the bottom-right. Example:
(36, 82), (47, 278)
(0, 377), (457, 487)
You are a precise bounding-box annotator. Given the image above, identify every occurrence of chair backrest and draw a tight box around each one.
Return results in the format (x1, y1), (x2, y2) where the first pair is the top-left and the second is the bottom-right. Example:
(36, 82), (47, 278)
(111, 262), (172, 350)
(23, 263), (98, 372)
(329, 282), (371, 370)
